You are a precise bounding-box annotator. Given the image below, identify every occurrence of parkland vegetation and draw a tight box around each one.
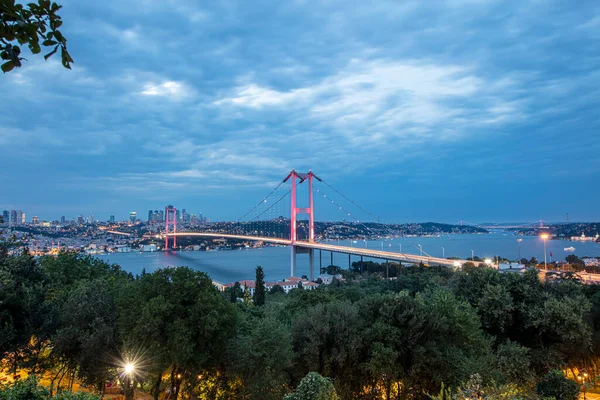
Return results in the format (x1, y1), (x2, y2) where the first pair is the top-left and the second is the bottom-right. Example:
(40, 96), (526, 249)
(1, 241), (599, 399)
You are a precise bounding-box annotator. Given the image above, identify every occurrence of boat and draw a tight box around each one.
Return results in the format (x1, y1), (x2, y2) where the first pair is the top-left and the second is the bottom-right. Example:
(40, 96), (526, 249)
(564, 246), (576, 252)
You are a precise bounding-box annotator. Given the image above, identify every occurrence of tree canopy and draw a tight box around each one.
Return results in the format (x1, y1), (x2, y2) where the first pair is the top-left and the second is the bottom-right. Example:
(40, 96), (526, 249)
(2, 247), (600, 399)
(0, 0), (73, 73)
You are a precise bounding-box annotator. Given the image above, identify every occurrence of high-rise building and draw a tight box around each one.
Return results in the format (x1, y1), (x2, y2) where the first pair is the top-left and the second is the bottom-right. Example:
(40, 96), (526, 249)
(2, 210), (8, 224)
(176, 209), (181, 221)
(148, 209), (153, 222)
(9, 210), (20, 226)
(109, 215), (115, 223)
(60, 216), (66, 224)
(32, 216), (39, 225)
(77, 215), (84, 225)
(129, 211), (137, 223)
(158, 210), (164, 222)
(21, 212), (25, 224)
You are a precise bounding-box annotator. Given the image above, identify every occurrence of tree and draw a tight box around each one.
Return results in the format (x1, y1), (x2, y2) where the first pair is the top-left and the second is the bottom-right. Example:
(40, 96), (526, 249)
(118, 267), (236, 400)
(230, 315), (293, 400)
(0, 247), (53, 374)
(253, 266), (265, 306)
(291, 301), (363, 397)
(52, 280), (119, 393)
(284, 372), (340, 400)
(566, 254), (584, 266)
(269, 284), (285, 295)
(230, 281), (241, 303)
(0, 0), (73, 73)
(536, 370), (579, 400)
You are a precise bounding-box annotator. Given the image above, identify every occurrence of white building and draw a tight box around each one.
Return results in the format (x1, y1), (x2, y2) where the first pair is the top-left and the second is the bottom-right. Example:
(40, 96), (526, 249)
(224, 277), (319, 296)
(583, 258), (600, 267)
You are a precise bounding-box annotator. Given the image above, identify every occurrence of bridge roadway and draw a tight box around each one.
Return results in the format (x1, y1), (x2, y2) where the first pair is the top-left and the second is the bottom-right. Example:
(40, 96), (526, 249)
(168, 232), (468, 268)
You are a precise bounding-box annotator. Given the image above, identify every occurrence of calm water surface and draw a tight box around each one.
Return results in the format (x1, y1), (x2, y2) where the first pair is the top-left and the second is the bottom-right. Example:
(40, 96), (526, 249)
(100, 232), (600, 283)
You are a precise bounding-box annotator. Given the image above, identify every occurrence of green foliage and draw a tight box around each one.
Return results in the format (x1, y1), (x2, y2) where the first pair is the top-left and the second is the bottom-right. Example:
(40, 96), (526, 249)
(2, 250), (600, 399)
(117, 267), (237, 398)
(284, 372), (340, 400)
(269, 284), (285, 295)
(230, 281), (242, 302)
(254, 266), (266, 306)
(0, 247), (53, 372)
(0, 0), (73, 72)
(0, 376), (100, 399)
(565, 254), (583, 266)
(230, 313), (293, 399)
(536, 370), (579, 400)
(52, 280), (119, 390)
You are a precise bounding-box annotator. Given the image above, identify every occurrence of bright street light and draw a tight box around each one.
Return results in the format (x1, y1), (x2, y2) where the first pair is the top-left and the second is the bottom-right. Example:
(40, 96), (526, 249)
(484, 258), (493, 265)
(453, 261), (461, 268)
(124, 363), (135, 375)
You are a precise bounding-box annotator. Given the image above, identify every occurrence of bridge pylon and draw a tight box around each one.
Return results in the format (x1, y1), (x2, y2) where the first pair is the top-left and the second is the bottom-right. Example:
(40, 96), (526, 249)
(284, 170), (321, 278)
(165, 205), (177, 250)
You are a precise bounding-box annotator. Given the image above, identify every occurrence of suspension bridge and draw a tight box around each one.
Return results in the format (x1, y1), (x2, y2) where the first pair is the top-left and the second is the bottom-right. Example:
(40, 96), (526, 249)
(161, 170), (474, 279)
(458, 220), (550, 230)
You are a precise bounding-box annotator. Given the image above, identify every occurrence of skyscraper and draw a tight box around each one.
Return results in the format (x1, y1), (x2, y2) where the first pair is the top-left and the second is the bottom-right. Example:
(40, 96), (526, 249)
(32, 216), (39, 225)
(148, 209), (153, 222)
(77, 215), (84, 225)
(129, 211), (137, 223)
(109, 215), (115, 223)
(2, 210), (8, 224)
(60, 216), (66, 224)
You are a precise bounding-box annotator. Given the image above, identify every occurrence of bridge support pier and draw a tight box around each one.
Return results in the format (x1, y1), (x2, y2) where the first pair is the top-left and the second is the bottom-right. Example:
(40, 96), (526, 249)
(309, 249), (314, 281)
(290, 246), (297, 278)
(319, 250), (322, 273)
(291, 246), (314, 280)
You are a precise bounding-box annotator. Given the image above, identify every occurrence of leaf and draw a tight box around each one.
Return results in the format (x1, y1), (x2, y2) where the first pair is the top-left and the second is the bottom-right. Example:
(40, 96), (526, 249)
(53, 30), (64, 43)
(44, 44), (58, 60)
(29, 42), (41, 54)
(1, 61), (15, 73)
(60, 46), (72, 69)
(42, 39), (58, 46)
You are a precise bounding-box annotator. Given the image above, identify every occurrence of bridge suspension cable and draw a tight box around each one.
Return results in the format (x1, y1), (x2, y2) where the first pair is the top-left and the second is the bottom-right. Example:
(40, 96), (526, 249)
(237, 180), (286, 221)
(313, 182), (436, 258)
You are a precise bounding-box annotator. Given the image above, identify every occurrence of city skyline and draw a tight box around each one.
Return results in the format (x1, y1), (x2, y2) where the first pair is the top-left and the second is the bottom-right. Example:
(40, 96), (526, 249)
(1, 1), (599, 222)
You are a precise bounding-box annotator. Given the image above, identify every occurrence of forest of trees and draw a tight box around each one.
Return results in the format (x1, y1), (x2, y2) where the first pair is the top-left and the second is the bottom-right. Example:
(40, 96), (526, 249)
(1, 241), (599, 399)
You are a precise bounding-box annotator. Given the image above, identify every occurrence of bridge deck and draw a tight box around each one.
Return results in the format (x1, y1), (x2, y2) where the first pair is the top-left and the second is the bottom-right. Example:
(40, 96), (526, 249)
(169, 232), (469, 267)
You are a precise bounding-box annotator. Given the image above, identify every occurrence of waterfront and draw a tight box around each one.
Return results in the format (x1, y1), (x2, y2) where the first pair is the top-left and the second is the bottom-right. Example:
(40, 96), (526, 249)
(102, 232), (600, 283)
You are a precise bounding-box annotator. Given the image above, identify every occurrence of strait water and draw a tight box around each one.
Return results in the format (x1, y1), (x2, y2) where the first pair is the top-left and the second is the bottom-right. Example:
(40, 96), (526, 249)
(99, 233), (600, 284)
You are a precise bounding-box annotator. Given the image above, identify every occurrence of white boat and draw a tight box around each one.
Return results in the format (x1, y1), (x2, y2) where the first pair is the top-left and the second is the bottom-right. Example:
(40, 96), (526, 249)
(564, 246), (576, 252)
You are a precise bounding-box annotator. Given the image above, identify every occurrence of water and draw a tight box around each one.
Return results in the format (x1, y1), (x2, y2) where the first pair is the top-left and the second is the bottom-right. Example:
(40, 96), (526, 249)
(100, 233), (600, 284)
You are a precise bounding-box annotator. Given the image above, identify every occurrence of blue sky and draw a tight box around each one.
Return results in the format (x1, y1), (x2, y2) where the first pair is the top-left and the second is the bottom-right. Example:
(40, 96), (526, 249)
(1, 0), (599, 223)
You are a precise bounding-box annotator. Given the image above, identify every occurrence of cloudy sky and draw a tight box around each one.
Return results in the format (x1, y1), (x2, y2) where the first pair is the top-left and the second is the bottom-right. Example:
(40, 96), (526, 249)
(1, 0), (599, 223)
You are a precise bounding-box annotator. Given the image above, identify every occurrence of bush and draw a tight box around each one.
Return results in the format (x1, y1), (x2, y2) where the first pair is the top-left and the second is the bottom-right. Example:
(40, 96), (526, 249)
(0, 376), (101, 400)
(284, 372), (340, 400)
(536, 370), (579, 400)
